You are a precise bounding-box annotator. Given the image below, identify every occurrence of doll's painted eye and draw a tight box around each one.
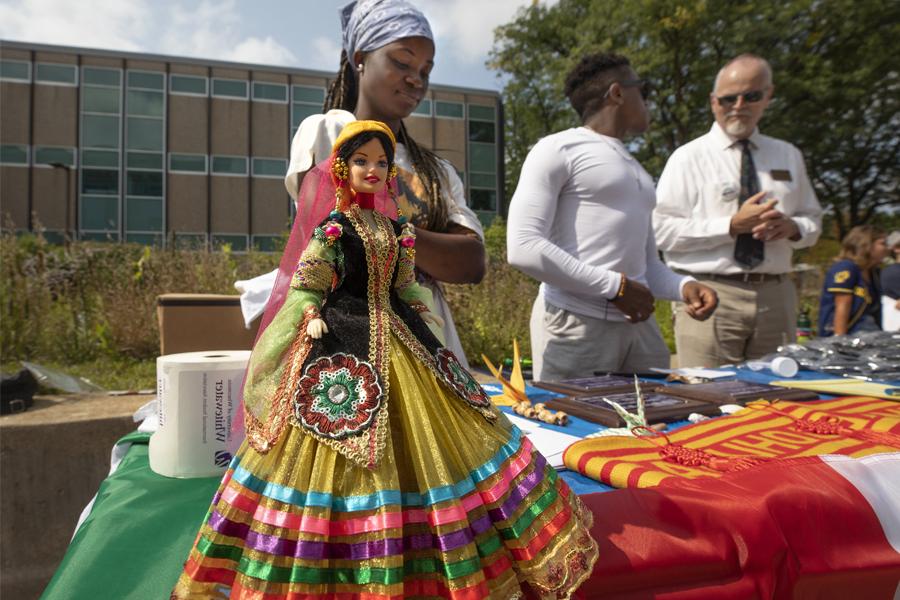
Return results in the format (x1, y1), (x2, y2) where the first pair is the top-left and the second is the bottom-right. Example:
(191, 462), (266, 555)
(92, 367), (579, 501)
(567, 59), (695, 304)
(377, 160), (388, 168)
(353, 158), (367, 166)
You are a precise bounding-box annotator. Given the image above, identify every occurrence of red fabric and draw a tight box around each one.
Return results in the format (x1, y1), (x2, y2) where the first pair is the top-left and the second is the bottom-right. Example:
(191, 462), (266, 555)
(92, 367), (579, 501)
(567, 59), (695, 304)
(577, 456), (900, 599)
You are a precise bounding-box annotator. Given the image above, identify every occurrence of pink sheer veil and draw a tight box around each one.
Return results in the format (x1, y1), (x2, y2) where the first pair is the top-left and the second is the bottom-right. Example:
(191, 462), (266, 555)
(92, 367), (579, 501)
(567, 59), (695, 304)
(229, 157), (398, 446)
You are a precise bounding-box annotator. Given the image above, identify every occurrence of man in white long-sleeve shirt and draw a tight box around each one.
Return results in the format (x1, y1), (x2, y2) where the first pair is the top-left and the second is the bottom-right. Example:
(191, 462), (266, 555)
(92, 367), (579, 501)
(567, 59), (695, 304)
(507, 53), (718, 381)
(653, 54), (822, 367)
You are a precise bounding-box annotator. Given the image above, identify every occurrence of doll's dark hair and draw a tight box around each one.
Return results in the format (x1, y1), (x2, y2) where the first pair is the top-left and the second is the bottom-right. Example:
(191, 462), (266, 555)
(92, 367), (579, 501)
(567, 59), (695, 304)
(325, 50), (449, 231)
(564, 53), (632, 122)
(336, 130), (396, 171)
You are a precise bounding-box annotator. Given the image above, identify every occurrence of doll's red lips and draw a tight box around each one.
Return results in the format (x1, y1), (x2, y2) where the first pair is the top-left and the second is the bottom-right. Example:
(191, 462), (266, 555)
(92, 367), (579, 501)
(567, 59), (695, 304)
(365, 175), (380, 183)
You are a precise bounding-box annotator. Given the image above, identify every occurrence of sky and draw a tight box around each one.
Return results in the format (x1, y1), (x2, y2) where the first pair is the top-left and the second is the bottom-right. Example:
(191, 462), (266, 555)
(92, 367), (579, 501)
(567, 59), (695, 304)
(0, 0), (552, 91)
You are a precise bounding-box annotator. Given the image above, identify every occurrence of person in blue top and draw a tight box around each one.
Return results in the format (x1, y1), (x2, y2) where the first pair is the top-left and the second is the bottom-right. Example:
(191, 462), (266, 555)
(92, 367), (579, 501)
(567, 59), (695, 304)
(818, 225), (887, 336)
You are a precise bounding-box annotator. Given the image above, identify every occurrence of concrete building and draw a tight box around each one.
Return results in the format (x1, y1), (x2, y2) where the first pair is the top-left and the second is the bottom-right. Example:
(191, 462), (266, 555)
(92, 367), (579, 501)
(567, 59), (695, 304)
(0, 40), (503, 249)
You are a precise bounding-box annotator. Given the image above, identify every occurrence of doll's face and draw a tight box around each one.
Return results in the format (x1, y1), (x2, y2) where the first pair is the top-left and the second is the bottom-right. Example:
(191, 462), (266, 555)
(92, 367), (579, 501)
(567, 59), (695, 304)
(348, 138), (390, 194)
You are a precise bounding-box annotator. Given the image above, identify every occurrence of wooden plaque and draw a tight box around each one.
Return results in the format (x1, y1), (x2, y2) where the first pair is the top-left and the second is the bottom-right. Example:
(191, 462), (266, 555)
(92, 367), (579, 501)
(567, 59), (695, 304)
(533, 374), (654, 397)
(544, 391), (720, 427)
(658, 380), (819, 405)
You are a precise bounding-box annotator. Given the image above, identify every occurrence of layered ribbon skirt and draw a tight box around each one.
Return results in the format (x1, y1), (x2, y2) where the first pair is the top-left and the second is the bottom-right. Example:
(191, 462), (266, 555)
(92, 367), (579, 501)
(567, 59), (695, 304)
(172, 335), (597, 599)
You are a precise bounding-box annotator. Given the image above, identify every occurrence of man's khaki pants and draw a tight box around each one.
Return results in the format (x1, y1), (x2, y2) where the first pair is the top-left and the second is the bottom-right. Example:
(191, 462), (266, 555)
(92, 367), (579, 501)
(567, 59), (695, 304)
(530, 295), (671, 382)
(674, 275), (797, 368)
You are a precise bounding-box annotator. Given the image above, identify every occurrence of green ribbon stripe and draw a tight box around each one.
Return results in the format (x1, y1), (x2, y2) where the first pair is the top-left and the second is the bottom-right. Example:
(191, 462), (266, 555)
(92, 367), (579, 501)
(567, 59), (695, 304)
(196, 537), (494, 584)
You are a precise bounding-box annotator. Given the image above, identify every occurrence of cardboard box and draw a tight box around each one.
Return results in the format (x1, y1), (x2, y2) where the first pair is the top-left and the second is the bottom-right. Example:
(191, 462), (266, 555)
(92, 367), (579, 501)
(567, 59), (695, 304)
(157, 294), (260, 355)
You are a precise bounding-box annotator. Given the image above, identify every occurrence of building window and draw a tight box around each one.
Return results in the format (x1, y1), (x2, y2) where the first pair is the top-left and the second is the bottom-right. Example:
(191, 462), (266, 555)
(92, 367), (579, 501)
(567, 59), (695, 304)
(127, 70), (164, 90)
(82, 67), (121, 87)
(35, 63), (78, 86)
(80, 67), (122, 239)
(291, 85), (325, 134)
(211, 155), (248, 176)
(411, 99), (432, 117)
(469, 189), (497, 212)
(81, 169), (119, 195)
(34, 146), (76, 167)
(252, 235), (282, 252)
(126, 171), (163, 196)
(80, 195), (119, 232)
(126, 89), (164, 117)
(126, 117), (164, 151)
(170, 74), (208, 96)
(82, 114), (120, 148)
(467, 103), (498, 212)
(468, 104), (496, 122)
(82, 86), (120, 114)
(1, 144), (29, 165)
(212, 234), (249, 252)
(252, 82), (288, 103)
(252, 157), (287, 178)
(169, 153), (208, 174)
(435, 100), (464, 119)
(81, 149), (119, 168)
(0, 60), (31, 82)
(125, 197), (163, 231)
(212, 78), (249, 99)
(127, 151), (163, 170)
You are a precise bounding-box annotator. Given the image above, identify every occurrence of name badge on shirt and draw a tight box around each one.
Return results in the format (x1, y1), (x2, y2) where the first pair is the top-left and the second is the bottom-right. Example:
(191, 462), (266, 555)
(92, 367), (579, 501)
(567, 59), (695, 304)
(770, 169), (793, 182)
(720, 183), (739, 201)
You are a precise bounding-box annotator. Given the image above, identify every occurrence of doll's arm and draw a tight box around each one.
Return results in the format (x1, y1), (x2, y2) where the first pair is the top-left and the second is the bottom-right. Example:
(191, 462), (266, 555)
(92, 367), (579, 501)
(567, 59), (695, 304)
(394, 239), (446, 342)
(290, 237), (338, 338)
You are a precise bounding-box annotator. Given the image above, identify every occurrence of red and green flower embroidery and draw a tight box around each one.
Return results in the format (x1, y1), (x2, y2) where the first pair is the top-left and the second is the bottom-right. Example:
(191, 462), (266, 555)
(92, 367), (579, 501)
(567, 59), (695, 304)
(435, 348), (491, 410)
(294, 354), (383, 439)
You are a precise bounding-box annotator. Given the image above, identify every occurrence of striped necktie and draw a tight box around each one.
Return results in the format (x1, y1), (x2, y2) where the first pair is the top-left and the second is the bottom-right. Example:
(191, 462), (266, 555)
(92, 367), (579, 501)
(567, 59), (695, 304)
(734, 139), (764, 269)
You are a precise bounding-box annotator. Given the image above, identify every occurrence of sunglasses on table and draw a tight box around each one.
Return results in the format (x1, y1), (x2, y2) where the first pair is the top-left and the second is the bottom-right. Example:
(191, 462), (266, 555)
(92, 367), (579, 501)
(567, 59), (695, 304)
(715, 89), (767, 107)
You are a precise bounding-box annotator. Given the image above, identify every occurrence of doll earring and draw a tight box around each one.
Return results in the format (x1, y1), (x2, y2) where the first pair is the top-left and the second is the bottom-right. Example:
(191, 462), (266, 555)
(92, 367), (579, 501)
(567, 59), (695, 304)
(387, 164), (398, 182)
(357, 63), (364, 73)
(331, 157), (349, 180)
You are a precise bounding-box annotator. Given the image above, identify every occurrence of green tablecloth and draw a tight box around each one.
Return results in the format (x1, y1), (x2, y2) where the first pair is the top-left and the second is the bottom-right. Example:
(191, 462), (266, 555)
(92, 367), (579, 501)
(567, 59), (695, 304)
(41, 432), (219, 599)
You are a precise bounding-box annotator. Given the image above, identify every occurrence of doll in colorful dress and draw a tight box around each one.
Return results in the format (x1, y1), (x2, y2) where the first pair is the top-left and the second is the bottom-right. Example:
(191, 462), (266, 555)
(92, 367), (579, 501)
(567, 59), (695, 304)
(172, 120), (598, 600)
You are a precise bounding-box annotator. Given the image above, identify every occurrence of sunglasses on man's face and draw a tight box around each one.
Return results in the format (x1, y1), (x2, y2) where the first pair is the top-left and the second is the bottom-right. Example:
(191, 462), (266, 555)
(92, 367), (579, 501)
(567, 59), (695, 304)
(715, 89), (766, 107)
(618, 78), (652, 100)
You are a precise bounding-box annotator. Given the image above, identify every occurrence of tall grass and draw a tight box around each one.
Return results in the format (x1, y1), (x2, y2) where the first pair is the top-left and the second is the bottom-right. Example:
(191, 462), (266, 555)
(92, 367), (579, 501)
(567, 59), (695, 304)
(0, 232), (279, 365)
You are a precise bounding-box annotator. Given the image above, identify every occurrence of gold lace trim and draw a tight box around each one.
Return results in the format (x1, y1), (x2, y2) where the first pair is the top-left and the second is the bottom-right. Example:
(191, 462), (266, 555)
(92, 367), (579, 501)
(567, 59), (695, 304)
(245, 309), (317, 453)
(290, 253), (334, 292)
(526, 492), (599, 599)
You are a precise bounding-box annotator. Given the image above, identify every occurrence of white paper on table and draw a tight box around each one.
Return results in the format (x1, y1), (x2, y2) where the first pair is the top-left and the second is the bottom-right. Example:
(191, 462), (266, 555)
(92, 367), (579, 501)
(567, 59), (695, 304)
(650, 367), (736, 379)
(505, 413), (541, 433)
(521, 427), (582, 469)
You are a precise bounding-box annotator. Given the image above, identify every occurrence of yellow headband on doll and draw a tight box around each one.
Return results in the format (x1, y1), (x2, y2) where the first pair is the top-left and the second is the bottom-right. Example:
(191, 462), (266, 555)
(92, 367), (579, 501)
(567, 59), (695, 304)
(331, 120), (397, 154)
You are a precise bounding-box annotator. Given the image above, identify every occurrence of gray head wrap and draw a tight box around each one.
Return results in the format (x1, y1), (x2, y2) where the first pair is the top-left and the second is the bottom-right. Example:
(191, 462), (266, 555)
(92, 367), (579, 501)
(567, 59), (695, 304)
(340, 0), (433, 63)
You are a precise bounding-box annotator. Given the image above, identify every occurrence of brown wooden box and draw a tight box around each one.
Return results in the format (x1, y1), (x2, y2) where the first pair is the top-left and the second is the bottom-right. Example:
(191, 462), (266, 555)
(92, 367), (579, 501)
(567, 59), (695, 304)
(156, 294), (260, 355)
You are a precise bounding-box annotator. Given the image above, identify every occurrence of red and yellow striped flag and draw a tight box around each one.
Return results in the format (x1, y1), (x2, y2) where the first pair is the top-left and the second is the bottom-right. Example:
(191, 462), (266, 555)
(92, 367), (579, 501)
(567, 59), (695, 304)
(564, 397), (900, 489)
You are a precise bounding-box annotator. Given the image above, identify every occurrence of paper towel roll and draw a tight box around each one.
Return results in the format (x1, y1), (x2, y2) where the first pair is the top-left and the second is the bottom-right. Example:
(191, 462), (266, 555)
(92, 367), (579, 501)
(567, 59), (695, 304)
(150, 350), (251, 478)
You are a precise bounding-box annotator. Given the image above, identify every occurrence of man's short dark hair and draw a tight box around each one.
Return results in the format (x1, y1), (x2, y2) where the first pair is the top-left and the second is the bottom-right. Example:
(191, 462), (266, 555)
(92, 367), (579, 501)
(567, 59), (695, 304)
(564, 53), (631, 122)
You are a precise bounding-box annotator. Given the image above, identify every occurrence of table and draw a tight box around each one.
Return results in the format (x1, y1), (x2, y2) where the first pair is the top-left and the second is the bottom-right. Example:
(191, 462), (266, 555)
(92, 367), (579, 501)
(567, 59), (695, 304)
(40, 369), (900, 599)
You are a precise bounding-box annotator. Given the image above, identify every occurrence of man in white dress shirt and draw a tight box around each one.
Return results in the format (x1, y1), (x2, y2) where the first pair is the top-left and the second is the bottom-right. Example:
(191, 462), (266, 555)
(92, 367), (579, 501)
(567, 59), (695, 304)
(507, 53), (718, 381)
(654, 54), (823, 367)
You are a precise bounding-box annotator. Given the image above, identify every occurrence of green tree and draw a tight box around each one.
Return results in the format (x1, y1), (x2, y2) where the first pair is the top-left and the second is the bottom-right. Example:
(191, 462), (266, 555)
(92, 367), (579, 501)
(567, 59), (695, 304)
(490, 0), (899, 235)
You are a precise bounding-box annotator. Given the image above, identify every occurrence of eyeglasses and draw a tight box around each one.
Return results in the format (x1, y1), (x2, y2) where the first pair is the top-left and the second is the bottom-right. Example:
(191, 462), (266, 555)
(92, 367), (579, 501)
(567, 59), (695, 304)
(715, 89), (766, 107)
(618, 78), (651, 100)
(602, 79), (652, 102)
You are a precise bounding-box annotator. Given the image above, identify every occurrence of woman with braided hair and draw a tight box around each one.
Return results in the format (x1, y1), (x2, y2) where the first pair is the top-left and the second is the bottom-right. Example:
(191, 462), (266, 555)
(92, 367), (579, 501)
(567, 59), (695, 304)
(284, 0), (485, 369)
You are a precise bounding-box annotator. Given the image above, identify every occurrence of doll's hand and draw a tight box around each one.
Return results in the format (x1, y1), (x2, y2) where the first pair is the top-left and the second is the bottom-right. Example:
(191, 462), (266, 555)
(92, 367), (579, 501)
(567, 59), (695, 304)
(420, 311), (445, 329)
(306, 318), (328, 339)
